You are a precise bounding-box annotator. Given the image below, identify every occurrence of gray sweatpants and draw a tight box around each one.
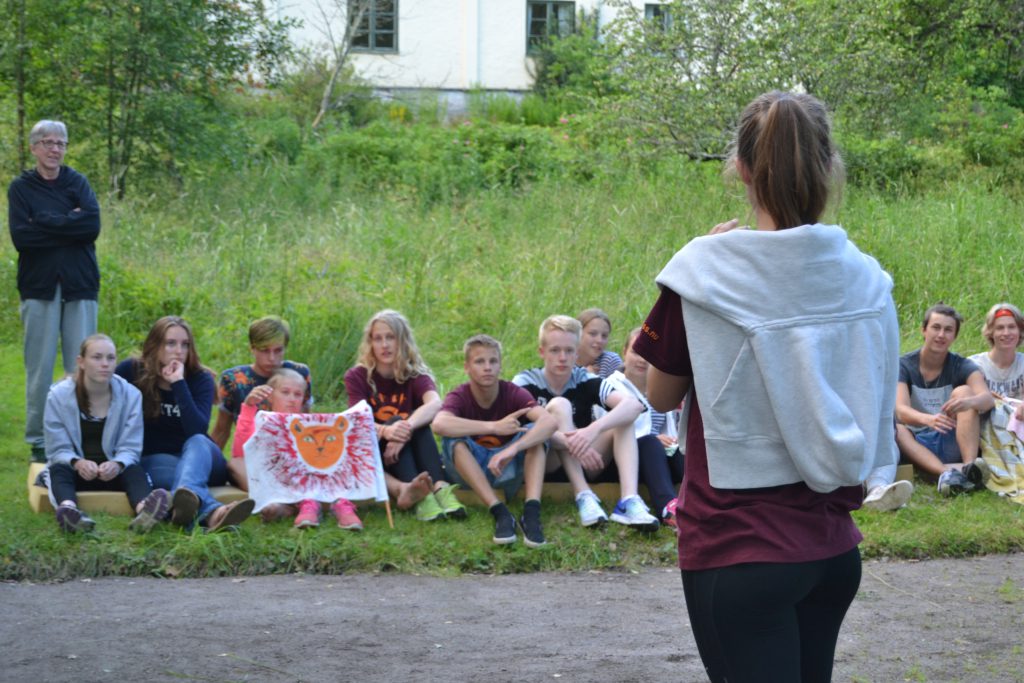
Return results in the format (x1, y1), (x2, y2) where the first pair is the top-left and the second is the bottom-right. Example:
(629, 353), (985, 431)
(20, 285), (97, 449)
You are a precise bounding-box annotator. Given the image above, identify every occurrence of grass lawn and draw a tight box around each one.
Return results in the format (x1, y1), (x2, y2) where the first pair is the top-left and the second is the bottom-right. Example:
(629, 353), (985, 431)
(2, 338), (1022, 582)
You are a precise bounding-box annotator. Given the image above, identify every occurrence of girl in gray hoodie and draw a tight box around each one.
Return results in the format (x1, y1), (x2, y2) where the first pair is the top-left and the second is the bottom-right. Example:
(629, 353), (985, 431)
(44, 334), (169, 532)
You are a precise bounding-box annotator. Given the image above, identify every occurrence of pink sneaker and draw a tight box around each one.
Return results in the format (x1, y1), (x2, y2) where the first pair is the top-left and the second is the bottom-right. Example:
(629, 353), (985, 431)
(331, 498), (363, 531)
(662, 497), (679, 529)
(294, 499), (321, 528)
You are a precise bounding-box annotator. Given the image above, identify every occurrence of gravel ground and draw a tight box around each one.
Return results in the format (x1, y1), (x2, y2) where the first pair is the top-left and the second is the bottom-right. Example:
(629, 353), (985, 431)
(2, 554), (1022, 683)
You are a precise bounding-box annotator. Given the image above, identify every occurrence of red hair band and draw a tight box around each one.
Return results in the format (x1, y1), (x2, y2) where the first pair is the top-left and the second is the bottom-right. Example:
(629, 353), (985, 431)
(994, 309), (1015, 319)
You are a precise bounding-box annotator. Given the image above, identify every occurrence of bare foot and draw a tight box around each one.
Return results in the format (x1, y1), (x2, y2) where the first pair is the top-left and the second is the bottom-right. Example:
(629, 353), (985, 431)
(396, 472), (432, 510)
(260, 502), (297, 523)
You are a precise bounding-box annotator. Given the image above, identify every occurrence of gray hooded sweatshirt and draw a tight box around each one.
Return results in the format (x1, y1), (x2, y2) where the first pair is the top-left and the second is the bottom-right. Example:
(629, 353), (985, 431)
(44, 374), (144, 468)
(657, 223), (899, 493)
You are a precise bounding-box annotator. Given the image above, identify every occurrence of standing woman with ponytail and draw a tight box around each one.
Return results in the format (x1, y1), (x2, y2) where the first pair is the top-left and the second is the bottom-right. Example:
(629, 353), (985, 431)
(634, 92), (899, 682)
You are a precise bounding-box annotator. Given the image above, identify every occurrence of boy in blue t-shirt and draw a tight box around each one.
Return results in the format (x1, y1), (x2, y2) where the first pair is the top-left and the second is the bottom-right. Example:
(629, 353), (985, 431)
(896, 304), (993, 494)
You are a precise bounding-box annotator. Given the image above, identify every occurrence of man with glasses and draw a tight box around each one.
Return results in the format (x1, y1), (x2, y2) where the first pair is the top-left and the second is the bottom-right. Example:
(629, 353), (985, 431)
(8, 120), (101, 462)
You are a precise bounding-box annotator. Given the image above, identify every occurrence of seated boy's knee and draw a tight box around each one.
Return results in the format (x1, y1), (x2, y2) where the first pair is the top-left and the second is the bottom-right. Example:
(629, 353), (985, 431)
(950, 385), (973, 400)
(452, 440), (473, 462)
(546, 396), (572, 417)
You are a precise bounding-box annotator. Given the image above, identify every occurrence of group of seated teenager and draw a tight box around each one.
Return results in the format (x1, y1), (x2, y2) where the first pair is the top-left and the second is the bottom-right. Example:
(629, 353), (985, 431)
(862, 302), (1024, 511)
(42, 308), (683, 548)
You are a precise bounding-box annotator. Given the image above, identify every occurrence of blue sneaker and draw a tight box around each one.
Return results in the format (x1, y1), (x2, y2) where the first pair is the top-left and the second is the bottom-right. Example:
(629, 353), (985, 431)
(610, 495), (660, 532)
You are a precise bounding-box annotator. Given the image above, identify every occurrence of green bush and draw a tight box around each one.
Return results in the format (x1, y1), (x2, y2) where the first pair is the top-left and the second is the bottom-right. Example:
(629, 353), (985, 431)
(248, 116), (303, 163)
(530, 12), (623, 112)
(935, 87), (1024, 168)
(519, 93), (563, 127)
(296, 120), (578, 202)
(839, 133), (926, 190)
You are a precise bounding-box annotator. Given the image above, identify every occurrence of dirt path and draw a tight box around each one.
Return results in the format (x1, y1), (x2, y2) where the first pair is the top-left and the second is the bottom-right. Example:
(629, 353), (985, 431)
(2, 554), (1022, 683)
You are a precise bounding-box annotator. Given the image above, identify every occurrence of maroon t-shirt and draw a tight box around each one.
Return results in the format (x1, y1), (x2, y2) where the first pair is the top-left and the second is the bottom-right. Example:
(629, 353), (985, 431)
(344, 366), (437, 424)
(440, 381), (538, 448)
(634, 287), (863, 571)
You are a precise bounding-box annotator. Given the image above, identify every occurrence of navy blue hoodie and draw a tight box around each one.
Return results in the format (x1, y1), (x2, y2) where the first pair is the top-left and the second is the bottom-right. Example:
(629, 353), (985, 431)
(7, 165), (101, 301)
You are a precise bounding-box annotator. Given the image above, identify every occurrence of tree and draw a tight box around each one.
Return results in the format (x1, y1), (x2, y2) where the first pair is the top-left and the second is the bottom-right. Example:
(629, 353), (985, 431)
(310, 0), (374, 131)
(3, 0), (292, 195)
(598, 0), (1024, 156)
(602, 0), (782, 159)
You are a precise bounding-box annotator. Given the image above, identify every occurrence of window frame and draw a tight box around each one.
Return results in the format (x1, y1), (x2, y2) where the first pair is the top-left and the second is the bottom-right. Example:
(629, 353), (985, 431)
(526, 1), (576, 55)
(644, 3), (670, 30)
(349, 0), (398, 54)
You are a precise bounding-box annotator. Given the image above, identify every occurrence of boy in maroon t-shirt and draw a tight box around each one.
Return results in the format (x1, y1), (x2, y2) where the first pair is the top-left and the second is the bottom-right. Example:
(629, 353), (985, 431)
(432, 335), (556, 547)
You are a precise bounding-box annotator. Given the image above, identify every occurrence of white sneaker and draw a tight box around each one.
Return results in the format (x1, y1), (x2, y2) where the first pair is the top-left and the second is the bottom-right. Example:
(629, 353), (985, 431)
(609, 495), (660, 531)
(575, 490), (608, 527)
(862, 480), (913, 511)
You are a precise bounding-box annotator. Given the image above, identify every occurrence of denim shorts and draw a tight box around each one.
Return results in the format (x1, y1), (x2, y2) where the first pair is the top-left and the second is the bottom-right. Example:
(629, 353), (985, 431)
(441, 427), (531, 494)
(914, 427), (962, 464)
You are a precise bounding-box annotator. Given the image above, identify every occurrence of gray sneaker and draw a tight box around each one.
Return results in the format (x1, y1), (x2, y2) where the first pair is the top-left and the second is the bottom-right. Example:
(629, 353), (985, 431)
(937, 469), (971, 496)
(129, 488), (170, 533)
(575, 490), (608, 528)
(56, 504), (95, 533)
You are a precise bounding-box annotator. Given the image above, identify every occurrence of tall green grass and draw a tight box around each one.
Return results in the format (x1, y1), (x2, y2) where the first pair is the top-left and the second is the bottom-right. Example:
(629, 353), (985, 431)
(6, 155), (1017, 395)
(1, 152), (1022, 580)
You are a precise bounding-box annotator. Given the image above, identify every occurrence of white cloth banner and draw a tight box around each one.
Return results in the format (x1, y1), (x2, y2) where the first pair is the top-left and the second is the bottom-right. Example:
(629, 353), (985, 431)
(244, 400), (387, 511)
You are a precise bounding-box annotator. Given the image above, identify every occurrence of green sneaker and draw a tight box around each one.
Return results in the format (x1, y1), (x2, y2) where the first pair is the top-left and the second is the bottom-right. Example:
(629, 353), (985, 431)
(415, 493), (445, 522)
(433, 483), (467, 520)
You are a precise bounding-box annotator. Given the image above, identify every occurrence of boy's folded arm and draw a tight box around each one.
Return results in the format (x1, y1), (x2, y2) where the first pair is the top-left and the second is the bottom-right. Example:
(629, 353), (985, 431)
(431, 410), (496, 438)
(508, 409), (557, 452)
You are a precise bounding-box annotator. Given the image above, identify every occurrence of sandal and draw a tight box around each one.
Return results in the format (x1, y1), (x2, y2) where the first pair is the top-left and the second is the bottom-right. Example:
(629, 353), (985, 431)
(206, 499), (255, 533)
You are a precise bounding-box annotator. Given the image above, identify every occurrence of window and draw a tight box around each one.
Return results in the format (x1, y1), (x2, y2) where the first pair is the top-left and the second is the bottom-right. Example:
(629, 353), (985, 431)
(527, 2), (575, 54)
(644, 3), (670, 30)
(350, 0), (397, 53)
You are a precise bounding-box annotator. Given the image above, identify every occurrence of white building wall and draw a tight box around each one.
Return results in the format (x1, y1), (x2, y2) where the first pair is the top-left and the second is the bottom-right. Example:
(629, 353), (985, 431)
(277, 0), (658, 92)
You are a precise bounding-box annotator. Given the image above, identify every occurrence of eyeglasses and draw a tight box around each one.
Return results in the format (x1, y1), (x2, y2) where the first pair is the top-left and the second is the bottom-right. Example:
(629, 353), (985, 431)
(35, 139), (68, 150)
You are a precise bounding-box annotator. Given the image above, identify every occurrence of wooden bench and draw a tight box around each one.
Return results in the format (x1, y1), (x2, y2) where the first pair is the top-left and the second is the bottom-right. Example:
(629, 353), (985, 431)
(27, 463), (248, 515)
(453, 483), (648, 506)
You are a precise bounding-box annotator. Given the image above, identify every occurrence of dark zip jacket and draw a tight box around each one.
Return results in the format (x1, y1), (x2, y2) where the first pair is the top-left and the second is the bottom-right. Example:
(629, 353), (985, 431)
(7, 165), (101, 301)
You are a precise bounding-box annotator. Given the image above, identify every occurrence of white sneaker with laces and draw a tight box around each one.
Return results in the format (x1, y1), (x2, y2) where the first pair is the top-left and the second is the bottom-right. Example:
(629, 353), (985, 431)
(609, 495), (660, 531)
(575, 490), (608, 527)
(862, 480), (913, 512)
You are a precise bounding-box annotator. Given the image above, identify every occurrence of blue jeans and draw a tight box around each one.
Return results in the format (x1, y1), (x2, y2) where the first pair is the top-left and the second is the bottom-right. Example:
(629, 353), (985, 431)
(914, 427), (962, 464)
(142, 434), (228, 520)
(440, 427), (531, 498)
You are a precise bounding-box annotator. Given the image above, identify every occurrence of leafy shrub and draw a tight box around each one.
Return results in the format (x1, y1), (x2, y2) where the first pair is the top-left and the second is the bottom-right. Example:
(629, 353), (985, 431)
(838, 133), (925, 190)
(248, 116), (303, 163)
(519, 94), (562, 127)
(296, 120), (577, 202)
(934, 87), (1024, 167)
(530, 12), (623, 111)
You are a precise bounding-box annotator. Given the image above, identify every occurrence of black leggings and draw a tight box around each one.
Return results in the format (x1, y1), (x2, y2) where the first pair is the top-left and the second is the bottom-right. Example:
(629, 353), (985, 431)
(48, 462), (152, 509)
(680, 546), (861, 683)
(637, 434), (677, 514)
(383, 425), (446, 484)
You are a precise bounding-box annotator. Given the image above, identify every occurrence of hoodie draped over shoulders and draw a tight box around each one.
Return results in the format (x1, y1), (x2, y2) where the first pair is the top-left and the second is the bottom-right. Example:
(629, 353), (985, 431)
(656, 224), (899, 493)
